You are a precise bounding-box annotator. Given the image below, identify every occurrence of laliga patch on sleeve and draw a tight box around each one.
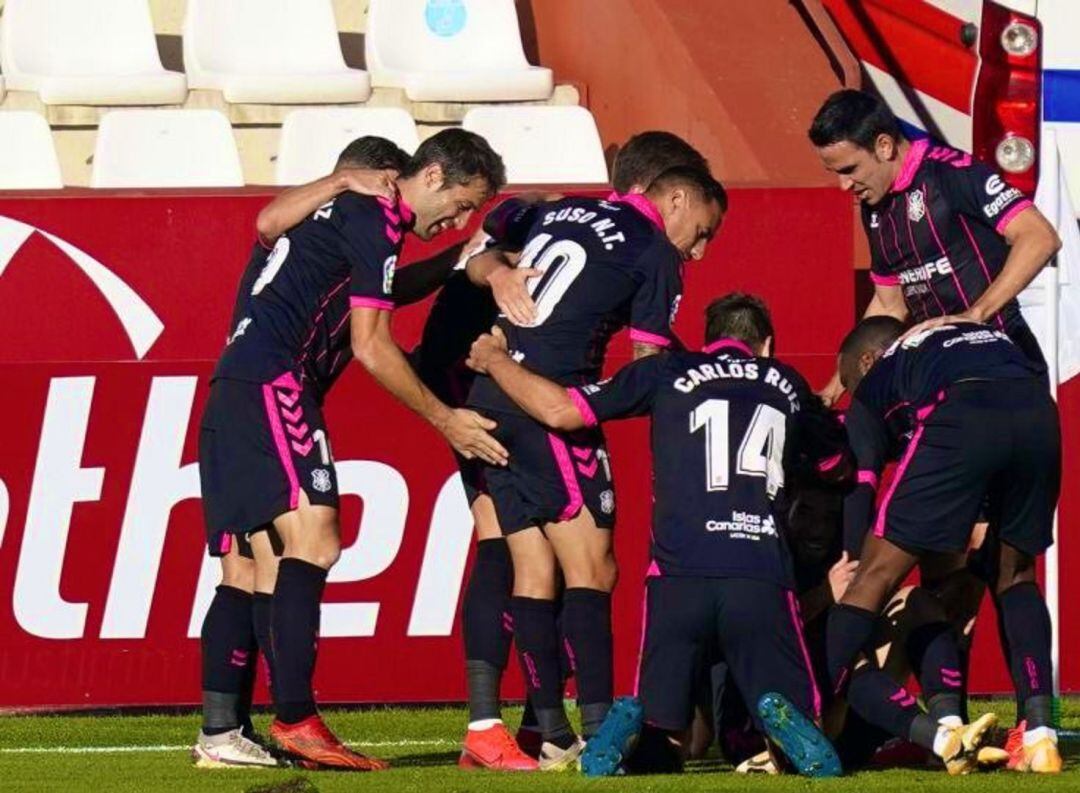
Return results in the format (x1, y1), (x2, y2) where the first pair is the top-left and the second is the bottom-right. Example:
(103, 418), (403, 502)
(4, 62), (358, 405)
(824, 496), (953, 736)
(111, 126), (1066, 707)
(425, 0), (467, 37)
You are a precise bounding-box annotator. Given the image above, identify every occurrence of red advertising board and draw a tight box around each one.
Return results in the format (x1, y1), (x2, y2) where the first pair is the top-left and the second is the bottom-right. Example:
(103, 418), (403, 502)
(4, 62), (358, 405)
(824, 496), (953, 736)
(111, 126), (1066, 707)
(0, 187), (1073, 708)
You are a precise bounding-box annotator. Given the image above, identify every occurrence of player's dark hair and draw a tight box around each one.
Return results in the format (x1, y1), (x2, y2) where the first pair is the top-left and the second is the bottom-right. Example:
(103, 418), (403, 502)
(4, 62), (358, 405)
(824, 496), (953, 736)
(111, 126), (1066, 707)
(838, 315), (905, 359)
(612, 131), (710, 193)
(808, 89), (904, 151)
(704, 293), (773, 349)
(646, 165), (728, 213)
(400, 128), (506, 195)
(335, 136), (411, 171)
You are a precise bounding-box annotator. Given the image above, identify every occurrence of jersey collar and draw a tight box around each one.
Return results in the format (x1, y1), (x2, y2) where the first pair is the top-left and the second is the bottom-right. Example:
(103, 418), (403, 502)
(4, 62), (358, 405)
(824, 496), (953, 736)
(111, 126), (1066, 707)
(702, 337), (754, 356)
(890, 137), (929, 193)
(607, 191), (665, 231)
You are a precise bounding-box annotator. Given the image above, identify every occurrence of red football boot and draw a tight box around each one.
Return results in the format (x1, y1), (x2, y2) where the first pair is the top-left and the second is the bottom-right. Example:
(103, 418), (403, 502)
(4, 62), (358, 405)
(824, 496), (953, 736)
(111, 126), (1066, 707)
(270, 715), (388, 771)
(459, 723), (540, 771)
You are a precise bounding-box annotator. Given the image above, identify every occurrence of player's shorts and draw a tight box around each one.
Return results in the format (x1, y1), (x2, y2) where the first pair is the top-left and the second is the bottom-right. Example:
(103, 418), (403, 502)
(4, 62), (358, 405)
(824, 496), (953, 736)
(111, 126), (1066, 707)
(638, 576), (819, 732)
(875, 379), (1059, 556)
(470, 409), (616, 534)
(200, 373), (339, 549)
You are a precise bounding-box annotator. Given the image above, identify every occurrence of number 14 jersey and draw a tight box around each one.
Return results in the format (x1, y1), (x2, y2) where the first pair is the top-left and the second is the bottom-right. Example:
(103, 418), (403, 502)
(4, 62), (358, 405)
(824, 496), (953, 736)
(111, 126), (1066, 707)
(468, 193), (684, 415)
(570, 340), (849, 586)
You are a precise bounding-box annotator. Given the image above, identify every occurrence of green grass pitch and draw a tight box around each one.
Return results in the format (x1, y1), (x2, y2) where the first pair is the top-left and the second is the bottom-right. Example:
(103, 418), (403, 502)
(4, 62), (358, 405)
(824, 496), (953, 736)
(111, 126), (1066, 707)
(4, 699), (1080, 792)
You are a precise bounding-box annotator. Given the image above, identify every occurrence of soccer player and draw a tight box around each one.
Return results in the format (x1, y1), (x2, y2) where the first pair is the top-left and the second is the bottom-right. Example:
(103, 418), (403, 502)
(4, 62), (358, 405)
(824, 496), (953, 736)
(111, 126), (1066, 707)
(829, 317), (1061, 773)
(194, 137), (405, 769)
(461, 166), (725, 769)
(808, 89), (1061, 405)
(466, 293), (849, 778)
(448, 131), (711, 771)
(199, 129), (506, 770)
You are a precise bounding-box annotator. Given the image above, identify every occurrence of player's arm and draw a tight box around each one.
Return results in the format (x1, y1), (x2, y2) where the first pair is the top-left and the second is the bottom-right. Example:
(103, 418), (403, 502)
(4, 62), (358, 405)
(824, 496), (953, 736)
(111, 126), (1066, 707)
(391, 241), (465, 307)
(466, 327), (663, 430)
(841, 398), (889, 558)
(350, 307), (508, 465)
(800, 552), (859, 623)
(255, 169), (397, 246)
(627, 240), (683, 360)
(787, 376), (853, 486)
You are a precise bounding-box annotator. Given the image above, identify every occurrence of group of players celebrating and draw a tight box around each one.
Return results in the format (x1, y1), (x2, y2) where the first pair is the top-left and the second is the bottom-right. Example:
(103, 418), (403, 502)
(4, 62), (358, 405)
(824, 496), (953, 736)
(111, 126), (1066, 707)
(191, 88), (1065, 778)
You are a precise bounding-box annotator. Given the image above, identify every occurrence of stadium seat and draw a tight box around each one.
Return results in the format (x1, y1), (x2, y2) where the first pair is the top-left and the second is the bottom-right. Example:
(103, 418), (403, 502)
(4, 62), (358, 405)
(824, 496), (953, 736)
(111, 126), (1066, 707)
(275, 108), (420, 185)
(0, 0), (187, 106)
(91, 110), (244, 188)
(0, 112), (64, 189)
(183, 0), (371, 104)
(366, 0), (553, 102)
(462, 106), (608, 184)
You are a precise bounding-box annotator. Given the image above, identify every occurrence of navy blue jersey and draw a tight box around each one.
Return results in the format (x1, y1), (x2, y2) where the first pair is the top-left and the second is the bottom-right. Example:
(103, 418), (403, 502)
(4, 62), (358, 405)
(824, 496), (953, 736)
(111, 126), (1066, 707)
(470, 194), (684, 413)
(862, 139), (1033, 335)
(571, 339), (848, 586)
(214, 193), (411, 399)
(843, 322), (1044, 550)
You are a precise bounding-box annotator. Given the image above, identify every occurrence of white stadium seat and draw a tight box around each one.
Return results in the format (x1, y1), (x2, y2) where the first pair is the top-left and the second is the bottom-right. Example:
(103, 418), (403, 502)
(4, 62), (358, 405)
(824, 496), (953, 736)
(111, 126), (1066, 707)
(0, 0), (187, 106)
(0, 76), (6, 101)
(0, 112), (63, 189)
(183, 0), (371, 104)
(463, 106), (608, 184)
(275, 108), (420, 185)
(366, 0), (553, 102)
(91, 110), (244, 188)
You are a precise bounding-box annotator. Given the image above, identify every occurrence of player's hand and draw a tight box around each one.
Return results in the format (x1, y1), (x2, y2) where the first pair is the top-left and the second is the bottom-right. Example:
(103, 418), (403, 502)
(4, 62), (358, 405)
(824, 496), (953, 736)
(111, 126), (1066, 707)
(439, 408), (508, 466)
(488, 264), (539, 326)
(901, 311), (983, 340)
(339, 168), (398, 200)
(817, 371), (846, 408)
(466, 327), (510, 374)
(828, 551), (859, 602)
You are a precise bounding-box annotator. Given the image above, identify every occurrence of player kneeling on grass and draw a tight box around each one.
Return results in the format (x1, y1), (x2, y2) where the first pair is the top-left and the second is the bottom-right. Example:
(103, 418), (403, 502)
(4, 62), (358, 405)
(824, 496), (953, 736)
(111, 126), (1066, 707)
(829, 317), (1061, 773)
(467, 293), (849, 778)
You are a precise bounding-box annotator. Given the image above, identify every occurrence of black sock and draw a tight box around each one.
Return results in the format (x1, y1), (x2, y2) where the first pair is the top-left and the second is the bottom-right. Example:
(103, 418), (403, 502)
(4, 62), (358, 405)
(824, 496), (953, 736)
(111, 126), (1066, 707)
(252, 592), (275, 702)
(955, 624), (974, 723)
(511, 596), (573, 747)
(846, 668), (921, 743)
(907, 621), (963, 720)
(562, 588), (613, 737)
(201, 585), (255, 733)
(825, 604), (878, 693)
(520, 698), (539, 731)
(272, 559), (327, 725)
(1000, 582), (1054, 729)
(463, 539), (513, 722)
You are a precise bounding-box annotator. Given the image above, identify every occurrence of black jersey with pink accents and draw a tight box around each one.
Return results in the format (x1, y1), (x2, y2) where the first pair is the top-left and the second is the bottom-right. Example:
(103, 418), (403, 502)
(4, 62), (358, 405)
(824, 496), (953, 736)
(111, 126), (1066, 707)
(862, 139), (1034, 336)
(214, 192), (412, 399)
(569, 340), (848, 586)
(469, 194), (684, 414)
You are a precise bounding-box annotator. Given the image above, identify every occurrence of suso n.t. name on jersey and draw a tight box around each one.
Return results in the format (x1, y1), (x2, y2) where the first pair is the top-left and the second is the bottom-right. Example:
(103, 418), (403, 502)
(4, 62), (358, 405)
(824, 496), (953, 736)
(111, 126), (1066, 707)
(214, 192), (412, 400)
(469, 194), (684, 415)
(863, 139), (1033, 334)
(569, 340), (848, 586)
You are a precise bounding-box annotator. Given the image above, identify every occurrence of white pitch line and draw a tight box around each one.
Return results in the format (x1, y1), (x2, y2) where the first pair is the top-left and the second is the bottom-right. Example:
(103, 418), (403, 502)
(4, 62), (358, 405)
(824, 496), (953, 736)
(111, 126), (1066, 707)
(0, 739), (456, 755)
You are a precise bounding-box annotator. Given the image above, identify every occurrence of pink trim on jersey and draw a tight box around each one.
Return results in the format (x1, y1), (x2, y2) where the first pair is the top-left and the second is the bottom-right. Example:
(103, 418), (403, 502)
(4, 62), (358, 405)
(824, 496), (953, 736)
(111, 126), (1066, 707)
(817, 453), (843, 473)
(923, 182), (972, 309)
(702, 337), (754, 356)
(786, 590), (822, 720)
(891, 138), (930, 193)
(994, 199), (1033, 235)
(567, 388), (598, 428)
(271, 371), (302, 391)
(547, 433), (584, 521)
(610, 192), (665, 231)
(873, 397), (943, 537)
(349, 296), (395, 311)
(870, 271), (901, 286)
(857, 470), (879, 489)
(630, 328), (672, 347)
(218, 532), (233, 555)
(262, 383), (300, 510)
(958, 215), (1007, 331)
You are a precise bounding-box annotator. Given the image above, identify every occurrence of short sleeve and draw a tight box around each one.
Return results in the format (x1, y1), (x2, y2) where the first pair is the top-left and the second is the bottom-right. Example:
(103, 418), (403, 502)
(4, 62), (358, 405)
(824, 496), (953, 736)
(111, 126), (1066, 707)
(862, 204), (900, 287)
(482, 197), (543, 252)
(629, 238), (683, 349)
(784, 369), (851, 483)
(332, 194), (403, 312)
(936, 157), (1033, 235)
(842, 398), (891, 557)
(570, 354), (666, 425)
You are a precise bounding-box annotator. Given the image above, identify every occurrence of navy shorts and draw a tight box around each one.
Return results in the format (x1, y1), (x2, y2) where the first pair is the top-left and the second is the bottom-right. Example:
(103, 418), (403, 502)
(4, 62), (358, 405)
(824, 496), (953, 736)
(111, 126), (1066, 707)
(471, 409), (616, 534)
(638, 576), (819, 732)
(875, 380), (1059, 556)
(199, 374), (339, 550)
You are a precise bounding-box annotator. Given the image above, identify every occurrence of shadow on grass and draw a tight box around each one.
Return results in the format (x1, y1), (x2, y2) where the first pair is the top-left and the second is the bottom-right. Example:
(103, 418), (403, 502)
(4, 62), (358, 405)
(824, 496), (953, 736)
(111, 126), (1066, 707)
(389, 751), (461, 768)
